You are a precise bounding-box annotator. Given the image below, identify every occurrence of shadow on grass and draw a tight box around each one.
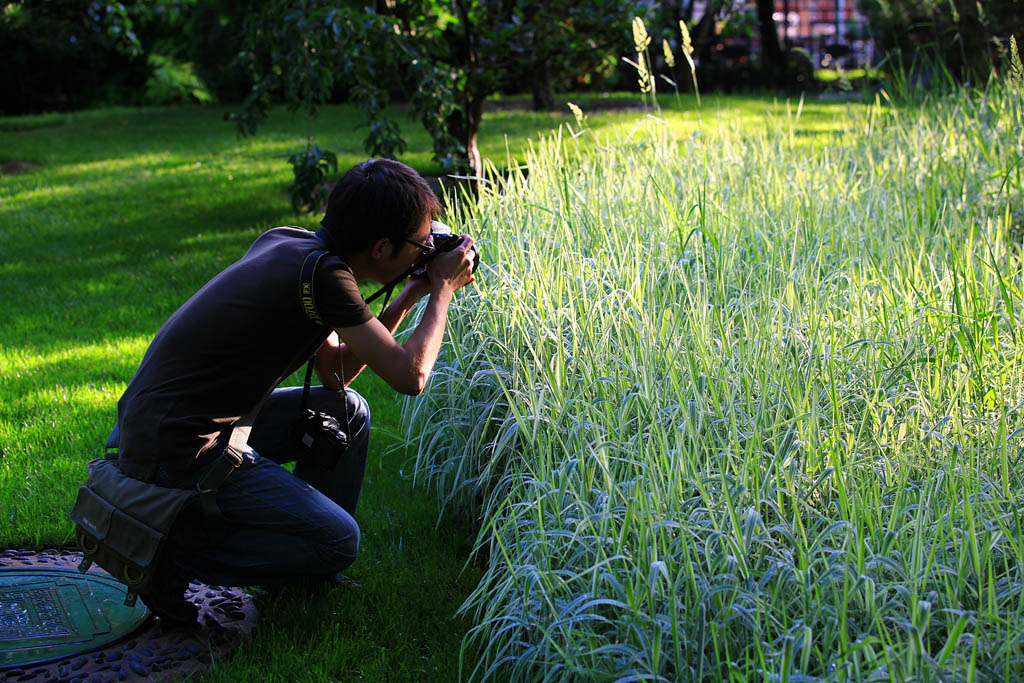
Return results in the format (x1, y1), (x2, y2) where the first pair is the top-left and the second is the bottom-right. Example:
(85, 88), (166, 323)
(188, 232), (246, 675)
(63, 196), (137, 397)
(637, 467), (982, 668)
(1, 179), (299, 349)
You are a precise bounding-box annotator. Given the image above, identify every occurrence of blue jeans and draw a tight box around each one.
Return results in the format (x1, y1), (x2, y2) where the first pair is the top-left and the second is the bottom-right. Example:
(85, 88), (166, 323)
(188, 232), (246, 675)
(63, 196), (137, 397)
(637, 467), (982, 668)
(152, 386), (370, 588)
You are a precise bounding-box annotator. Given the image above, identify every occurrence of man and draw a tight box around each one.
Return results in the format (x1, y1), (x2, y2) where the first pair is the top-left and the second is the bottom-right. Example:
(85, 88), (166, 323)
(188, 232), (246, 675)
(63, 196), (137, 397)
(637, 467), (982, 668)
(113, 158), (476, 624)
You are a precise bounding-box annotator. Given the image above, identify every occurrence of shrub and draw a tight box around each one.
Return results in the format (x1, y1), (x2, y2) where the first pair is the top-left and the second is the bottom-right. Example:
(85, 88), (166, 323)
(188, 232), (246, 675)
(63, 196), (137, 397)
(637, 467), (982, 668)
(144, 54), (213, 105)
(0, 0), (146, 114)
(861, 0), (1023, 84)
(783, 47), (815, 90)
(287, 145), (337, 214)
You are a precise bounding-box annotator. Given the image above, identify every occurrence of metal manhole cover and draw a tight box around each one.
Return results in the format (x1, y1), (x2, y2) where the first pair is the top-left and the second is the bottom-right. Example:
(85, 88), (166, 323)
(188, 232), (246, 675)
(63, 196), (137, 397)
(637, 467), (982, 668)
(0, 567), (150, 669)
(2, 550), (259, 681)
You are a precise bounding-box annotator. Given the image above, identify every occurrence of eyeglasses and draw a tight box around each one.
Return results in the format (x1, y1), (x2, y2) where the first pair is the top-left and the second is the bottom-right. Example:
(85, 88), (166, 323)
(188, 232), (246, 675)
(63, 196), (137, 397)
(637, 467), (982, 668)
(404, 233), (434, 254)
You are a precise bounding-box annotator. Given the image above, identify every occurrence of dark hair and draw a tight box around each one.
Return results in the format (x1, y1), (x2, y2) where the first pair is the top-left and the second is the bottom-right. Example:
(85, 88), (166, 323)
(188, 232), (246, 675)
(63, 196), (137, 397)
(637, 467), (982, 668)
(320, 159), (440, 254)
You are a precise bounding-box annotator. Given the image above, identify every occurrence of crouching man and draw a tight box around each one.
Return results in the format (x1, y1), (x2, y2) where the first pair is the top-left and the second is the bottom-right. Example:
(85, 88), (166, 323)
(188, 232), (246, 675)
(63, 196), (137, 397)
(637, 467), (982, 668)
(111, 158), (475, 624)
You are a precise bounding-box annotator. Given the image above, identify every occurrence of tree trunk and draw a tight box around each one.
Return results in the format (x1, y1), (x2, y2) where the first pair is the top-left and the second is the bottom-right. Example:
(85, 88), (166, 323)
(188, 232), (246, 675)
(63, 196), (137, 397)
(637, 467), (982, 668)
(683, 0), (695, 23)
(952, 0), (988, 83)
(693, 2), (719, 66)
(756, 0), (783, 86)
(444, 95), (484, 180)
(464, 96), (484, 178)
(531, 59), (556, 110)
(663, 0), (685, 40)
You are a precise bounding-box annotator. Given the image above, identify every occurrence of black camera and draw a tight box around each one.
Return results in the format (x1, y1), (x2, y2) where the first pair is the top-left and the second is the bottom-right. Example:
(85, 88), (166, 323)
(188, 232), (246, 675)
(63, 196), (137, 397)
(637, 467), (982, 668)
(411, 221), (480, 278)
(290, 408), (348, 471)
(364, 220), (481, 308)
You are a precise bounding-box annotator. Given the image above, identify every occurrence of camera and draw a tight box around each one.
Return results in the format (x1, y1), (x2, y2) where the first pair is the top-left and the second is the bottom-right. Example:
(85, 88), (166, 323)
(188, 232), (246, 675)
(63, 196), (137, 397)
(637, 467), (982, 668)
(364, 220), (481, 308)
(411, 220), (480, 278)
(290, 408), (349, 470)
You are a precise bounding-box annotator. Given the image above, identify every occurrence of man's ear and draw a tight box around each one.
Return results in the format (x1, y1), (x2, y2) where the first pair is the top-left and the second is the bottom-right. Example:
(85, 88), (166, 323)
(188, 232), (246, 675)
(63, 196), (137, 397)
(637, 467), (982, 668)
(369, 236), (391, 260)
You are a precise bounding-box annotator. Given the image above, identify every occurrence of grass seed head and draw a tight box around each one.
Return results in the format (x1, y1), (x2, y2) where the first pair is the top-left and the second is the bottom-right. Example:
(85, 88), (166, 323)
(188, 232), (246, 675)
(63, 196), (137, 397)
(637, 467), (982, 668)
(679, 19), (693, 56)
(567, 102), (586, 128)
(632, 16), (650, 52)
(1010, 35), (1023, 83)
(635, 51), (651, 93)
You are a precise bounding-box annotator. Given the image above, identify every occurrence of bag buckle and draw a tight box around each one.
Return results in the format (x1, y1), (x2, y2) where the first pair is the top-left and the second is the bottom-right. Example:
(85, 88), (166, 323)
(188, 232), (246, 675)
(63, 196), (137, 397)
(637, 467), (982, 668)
(196, 447), (245, 492)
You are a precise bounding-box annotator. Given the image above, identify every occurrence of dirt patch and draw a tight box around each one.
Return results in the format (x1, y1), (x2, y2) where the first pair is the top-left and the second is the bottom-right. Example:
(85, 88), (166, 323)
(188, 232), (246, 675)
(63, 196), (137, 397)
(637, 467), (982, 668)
(1, 161), (39, 175)
(422, 174), (472, 202)
(0, 548), (258, 682)
(0, 120), (66, 133)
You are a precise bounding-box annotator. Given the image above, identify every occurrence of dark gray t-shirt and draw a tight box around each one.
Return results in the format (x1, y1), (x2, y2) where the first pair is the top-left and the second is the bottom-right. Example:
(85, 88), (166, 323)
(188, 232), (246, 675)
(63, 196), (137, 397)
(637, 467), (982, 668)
(116, 227), (372, 480)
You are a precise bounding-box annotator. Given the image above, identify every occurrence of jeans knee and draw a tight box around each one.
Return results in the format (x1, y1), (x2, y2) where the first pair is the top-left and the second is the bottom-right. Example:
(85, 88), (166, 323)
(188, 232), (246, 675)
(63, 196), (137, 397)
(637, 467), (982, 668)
(321, 523), (360, 572)
(313, 387), (369, 430)
(346, 390), (370, 431)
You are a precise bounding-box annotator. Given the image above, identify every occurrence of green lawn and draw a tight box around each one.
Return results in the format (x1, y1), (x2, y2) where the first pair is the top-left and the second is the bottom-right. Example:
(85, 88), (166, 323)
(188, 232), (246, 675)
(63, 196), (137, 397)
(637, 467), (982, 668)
(1, 94), (872, 678)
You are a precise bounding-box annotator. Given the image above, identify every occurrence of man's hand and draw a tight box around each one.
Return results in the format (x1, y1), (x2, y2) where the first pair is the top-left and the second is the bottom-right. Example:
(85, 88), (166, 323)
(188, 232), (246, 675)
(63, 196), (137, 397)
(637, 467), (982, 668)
(427, 234), (476, 293)
(402, 273), (432, 303)
(327, 234), (476, 396)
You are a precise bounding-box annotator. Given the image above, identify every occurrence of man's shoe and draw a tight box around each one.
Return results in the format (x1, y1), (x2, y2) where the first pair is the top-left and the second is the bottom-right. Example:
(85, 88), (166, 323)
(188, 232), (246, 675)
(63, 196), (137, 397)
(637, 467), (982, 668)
(140, 589), (199, 627)
(331, 573), (362, 589)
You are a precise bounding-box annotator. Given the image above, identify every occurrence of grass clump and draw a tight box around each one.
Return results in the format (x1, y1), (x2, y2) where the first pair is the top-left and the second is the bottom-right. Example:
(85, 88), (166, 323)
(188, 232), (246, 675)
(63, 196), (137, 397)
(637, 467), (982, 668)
(405, 75), (1024, 681)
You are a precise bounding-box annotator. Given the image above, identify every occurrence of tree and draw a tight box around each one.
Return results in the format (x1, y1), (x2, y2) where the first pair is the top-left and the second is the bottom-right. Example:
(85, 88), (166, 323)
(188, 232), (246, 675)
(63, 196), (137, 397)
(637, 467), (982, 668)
(755, 0), (783, 85)
(231, 0), (634, 182)
(0, 0), (144, 114)
(860, 0), (1024, 84)
(502, 1), (636, 110)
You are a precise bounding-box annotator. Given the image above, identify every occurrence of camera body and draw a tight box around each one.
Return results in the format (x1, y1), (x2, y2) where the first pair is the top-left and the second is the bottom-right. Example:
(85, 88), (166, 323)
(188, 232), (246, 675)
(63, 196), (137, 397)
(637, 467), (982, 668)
(290, 408), (349, 470)
(411, 220), (480, 278)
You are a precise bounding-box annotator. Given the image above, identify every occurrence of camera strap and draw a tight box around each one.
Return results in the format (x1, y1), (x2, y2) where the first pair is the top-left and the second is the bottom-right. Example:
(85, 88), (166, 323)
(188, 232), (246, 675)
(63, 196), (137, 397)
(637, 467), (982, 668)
(300, 355), (316, 412)
(364, 255), (433, 309)
(316, 226), (404, 313)
(299, 248), (350, 431)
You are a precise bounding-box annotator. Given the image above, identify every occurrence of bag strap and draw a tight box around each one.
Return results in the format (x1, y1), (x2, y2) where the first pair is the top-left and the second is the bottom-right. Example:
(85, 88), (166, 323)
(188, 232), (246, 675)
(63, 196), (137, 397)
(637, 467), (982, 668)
(197, 402), (260, 491)
(103, 403), (257, 489)
(191, 398), (261, 541)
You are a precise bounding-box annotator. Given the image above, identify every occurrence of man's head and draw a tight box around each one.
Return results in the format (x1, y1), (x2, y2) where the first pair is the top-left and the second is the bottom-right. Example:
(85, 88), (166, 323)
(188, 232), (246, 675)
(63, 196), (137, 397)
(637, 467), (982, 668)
(320, 159), (441, 257)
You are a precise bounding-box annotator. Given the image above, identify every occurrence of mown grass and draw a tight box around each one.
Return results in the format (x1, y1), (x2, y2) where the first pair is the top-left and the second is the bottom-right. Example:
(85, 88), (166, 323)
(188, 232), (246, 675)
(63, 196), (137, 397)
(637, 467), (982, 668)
(405, 78), (1024, 681)
(2, 94), (875, 678)
(0, 102), (495, 679)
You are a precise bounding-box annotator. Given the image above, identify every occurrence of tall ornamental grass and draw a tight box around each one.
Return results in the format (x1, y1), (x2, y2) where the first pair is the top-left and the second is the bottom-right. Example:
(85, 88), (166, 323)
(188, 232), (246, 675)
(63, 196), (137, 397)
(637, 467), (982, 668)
(404, 76), (1024, 681)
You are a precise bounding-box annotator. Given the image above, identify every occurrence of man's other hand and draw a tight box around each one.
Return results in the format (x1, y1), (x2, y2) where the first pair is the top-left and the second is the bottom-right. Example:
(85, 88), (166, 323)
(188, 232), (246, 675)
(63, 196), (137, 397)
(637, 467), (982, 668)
(428, 234), (475, 293)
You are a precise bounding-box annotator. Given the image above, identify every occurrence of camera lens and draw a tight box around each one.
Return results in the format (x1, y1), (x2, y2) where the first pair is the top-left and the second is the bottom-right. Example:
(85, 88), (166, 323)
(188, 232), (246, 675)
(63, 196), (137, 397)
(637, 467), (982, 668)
(430, 220), (453, 236)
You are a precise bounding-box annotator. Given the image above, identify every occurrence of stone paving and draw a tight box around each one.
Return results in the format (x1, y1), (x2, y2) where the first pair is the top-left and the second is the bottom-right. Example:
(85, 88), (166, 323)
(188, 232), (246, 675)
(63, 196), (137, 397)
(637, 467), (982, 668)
(0, 549), (258, 682)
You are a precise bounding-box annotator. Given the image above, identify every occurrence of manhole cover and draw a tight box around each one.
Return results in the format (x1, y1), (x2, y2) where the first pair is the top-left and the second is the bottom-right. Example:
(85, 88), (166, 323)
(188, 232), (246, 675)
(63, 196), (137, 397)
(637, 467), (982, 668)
(0, 568), (150, 669)
(1, 549), (259, 681)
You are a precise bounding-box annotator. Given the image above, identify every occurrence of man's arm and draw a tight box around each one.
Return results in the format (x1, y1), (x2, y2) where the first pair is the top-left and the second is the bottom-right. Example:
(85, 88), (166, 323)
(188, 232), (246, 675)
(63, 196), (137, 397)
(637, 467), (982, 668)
(314, 279), (427, 389)
(316, 238), (474, 394)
